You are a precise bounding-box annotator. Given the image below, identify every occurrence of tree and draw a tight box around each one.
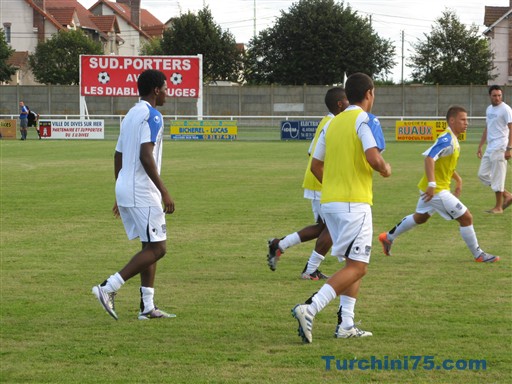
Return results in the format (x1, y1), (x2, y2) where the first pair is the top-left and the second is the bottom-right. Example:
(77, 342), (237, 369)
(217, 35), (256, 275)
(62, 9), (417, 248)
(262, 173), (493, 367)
(140, 38), (163, 56)
(0, 29), (16, 82)
(156, 7), (243, 83)
(29, 29), (103, 85)
(244, 0), (395, 85)
(408, 10), (495, 85)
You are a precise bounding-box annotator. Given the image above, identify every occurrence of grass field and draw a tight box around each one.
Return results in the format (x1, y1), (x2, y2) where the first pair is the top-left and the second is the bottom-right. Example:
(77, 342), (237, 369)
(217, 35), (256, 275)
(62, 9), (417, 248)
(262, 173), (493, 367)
(1, 135), (511, 383)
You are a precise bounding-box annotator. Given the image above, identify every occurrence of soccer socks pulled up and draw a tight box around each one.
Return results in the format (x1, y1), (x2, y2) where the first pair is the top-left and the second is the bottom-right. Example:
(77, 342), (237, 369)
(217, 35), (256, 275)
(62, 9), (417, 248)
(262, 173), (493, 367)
(140, 286), (155, 313)
(101, 272), (125, 293)
(459, 225), (482, 257)
(307, 283), (337, 317)
(304, 251), (325, 275)
(387, 214), (417, 241)
(338, 295), (356, 329)
(279, 232), (301, 251)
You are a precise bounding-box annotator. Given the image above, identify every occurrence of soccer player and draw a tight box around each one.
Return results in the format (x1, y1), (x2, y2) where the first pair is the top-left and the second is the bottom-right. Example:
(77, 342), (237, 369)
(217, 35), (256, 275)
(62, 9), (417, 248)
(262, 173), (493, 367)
(92, 69), (176, 320)
(291, 73), (391, 343)
(27, 107), (40, 139)
(19, 101), (28, 140)
(477, 85), (512, 213)
(267, 87), (349, 279)
(379, 105), (499, 263)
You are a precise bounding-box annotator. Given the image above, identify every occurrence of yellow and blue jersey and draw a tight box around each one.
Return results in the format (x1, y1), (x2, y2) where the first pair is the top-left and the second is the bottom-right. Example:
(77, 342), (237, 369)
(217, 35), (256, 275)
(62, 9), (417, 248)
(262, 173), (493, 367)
(418, 127), (459, 193)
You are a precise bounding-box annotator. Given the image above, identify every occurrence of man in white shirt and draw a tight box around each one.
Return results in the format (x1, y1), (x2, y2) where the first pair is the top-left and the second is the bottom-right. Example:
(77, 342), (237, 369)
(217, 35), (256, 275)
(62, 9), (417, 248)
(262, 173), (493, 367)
(92, 69), (176, 320)
(477, 85), (512, 214)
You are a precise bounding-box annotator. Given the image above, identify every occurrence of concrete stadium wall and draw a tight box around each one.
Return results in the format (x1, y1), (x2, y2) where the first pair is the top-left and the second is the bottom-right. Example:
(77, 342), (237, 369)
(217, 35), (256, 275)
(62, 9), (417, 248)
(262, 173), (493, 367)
(1, 84), (510, 118)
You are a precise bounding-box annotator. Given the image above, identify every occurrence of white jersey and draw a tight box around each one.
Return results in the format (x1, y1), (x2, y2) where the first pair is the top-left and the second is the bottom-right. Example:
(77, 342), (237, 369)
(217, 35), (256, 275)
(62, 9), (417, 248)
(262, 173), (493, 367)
(486, 102), (512, 151)
(115, 100), (164, 207)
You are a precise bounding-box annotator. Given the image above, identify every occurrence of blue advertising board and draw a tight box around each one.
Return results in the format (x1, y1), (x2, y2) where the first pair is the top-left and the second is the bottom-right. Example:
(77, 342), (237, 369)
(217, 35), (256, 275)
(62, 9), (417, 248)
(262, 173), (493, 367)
(280, 120), (319, 140)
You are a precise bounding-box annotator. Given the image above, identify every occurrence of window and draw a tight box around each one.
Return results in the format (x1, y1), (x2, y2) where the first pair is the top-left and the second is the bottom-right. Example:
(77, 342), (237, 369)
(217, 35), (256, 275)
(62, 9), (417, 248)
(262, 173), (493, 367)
(3, 23), (11, 43)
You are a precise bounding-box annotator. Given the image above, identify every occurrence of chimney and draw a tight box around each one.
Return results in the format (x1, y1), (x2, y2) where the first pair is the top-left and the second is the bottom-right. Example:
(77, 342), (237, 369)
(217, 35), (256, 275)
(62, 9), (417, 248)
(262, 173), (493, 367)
(33, 0), (45, 10)
(117, 0), (140, 28)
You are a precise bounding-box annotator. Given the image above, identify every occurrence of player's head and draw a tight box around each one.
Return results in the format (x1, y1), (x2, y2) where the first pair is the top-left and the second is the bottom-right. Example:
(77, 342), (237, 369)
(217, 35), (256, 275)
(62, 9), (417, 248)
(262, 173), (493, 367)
(446, 105), (468, 136)
(488, 85), (503, 107)
(325, 87), (348, 115)
(345, 73), (374, 110)
(19, 101), (24, 107)
(137, 69), (167, 106)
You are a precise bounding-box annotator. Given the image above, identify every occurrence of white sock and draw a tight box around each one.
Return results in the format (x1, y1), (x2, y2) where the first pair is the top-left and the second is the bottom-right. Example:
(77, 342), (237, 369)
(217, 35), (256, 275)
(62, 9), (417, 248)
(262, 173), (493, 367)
(279, 232), (301, 251)
(459, 225), (482, 257)
(388, 214), (417, 241)
(305, 251), (325, 275)
(308, 283), (337, 317)
(140, 286), (155, 313)
(102, 272), (124, 293)
(339, 295), (356, 329)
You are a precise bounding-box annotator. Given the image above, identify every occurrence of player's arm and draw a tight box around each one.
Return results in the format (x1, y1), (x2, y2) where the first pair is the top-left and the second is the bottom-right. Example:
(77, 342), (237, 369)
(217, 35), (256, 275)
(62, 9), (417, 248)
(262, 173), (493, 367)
(112, 151), (123, 218)
(422, 156), (436, 202)
(311, 158), (324, 183)
(140, 142), (175, 214)
(477, 126), (487, 159)
(452, 171), (462, 198)
(505, 122), (512, 160)
(365, 148), (391, 177)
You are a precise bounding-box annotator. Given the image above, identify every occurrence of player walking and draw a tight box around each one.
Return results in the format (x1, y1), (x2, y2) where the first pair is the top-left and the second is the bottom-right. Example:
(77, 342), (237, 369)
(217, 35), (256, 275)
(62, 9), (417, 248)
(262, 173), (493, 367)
(92, 69), (176, 320)
(267, 87), (349, 279)
(291, 73), (391, 343)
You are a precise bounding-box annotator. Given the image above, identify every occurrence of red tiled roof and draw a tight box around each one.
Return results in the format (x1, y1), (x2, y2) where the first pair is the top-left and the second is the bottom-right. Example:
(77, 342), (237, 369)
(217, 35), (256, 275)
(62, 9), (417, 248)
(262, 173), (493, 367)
(140, 9), (164, 37)
(46, 0), (101, 31)
(46, 7), (76, 26)
(95, 0), (164, 38)
(89, 15), (118, 33)
(484, 6), (511, 26)
(7, 51), (29, 68)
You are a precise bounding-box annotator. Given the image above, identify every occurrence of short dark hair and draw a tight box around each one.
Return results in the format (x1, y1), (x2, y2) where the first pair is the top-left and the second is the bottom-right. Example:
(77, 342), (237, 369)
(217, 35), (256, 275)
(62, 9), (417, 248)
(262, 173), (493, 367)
(345, 73), (374, 104)
(488, 85), (502, 95)
(446, 105), (466, 121)
(137, 69), (167, 97)
(324, 87), (346, 113)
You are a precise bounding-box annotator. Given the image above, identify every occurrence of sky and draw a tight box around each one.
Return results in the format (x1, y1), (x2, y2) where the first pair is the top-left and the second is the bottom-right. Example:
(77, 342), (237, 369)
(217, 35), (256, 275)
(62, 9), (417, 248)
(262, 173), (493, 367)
(79, 0), (510, 82)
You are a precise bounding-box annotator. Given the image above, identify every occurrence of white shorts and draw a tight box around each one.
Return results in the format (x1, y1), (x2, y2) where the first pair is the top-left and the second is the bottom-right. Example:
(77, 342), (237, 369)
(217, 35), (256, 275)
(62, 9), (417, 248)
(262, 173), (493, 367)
(304, 189), (324, 223)
(311, 198), (325, 223)
(415, 190), (467, 220)
(478, 149), (508, 192)
(321, 202), (372, 263)
(119, 206), (167, 243)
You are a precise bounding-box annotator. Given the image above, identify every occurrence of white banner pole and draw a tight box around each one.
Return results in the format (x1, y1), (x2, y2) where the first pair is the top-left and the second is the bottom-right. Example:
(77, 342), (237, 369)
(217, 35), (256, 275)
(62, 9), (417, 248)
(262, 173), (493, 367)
(197, 54), (203, 120)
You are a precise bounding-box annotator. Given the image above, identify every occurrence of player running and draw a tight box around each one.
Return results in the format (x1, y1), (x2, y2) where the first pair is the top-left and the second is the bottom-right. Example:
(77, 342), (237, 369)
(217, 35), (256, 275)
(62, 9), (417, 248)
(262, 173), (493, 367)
(379, 105), (499, 263)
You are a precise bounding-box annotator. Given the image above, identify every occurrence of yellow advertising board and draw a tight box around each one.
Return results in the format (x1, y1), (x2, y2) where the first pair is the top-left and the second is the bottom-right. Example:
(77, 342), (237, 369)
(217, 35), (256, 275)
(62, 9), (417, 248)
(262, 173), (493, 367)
(0, 119), (17, 140)
(396, 120), (465, 141)
(170, 120), (237, 140)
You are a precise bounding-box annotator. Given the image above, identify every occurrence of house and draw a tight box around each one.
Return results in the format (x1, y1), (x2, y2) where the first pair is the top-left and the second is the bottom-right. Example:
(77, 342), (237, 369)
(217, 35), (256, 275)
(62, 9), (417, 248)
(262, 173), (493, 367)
(484, 0), (512, 85)
(0, 0), (165, 85)
(89, 0), (165, 56)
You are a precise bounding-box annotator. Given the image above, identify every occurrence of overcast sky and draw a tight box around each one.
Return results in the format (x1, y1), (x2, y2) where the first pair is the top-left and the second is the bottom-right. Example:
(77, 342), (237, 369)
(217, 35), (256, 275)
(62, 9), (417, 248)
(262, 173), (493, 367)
(79, 0), (510, 82)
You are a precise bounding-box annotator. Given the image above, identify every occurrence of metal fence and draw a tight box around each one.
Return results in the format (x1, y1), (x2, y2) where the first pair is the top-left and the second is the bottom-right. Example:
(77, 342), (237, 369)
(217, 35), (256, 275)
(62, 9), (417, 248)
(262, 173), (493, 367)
(0, 114), (487, 142)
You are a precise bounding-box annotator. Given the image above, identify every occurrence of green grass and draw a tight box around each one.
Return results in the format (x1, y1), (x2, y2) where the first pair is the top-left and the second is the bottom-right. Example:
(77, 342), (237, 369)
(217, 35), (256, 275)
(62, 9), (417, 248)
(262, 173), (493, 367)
(1, 138), (511, 384)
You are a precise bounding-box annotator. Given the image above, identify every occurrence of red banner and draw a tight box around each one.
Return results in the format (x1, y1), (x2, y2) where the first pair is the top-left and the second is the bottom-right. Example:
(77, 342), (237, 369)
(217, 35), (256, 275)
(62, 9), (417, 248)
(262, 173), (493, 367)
(80, 55), (200, 98)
